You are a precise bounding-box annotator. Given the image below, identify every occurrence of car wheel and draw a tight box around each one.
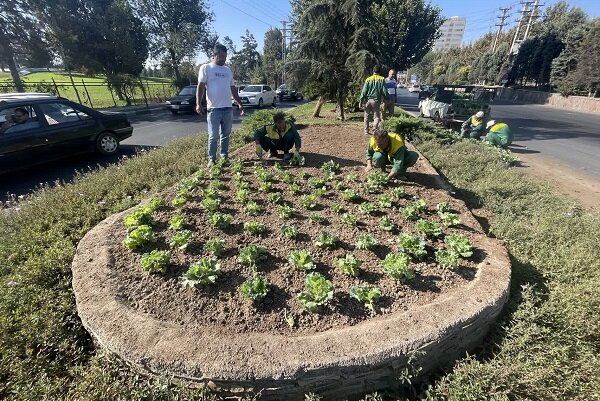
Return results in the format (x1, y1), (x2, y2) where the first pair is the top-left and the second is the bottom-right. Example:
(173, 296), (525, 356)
(272, 96), (276, 107)
(96, 132), (120, 156)
(258, 98), (263, 108)
(434, 111), (441, 122)
(279, 95), (284, 101)
(170, 110), (178, 114)
(299, 95), (303, 100)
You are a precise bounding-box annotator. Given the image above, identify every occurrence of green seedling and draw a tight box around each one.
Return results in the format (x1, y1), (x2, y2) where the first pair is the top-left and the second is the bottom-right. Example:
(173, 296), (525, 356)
(379, 215), (394, 231)
(314, 232), (339, 248)
(330, 203), (344, 214)
(168, 213), (185, 231)
(349, 285), (381, 311)
(180, 258), (220, 287)
(169, 229), (193, 250)
(341, 213), (357, 226)
(401, 204), (419, 221)
(288, 249), (316, 271)
(355, 233), (377, 250)
(238, 244), (267, 267)
(334, 254), (361, 277)
(171, 195), (187, 208)
(209, 212), (232, 229)
(396, 232), (427, 259)
(296, 272), (334, 312)
(281, 224), (298, 239)
(140, 250), (170, 273)
(309, 212), (326, 224)
(390, 186), (406, 199)
(435, 249), (460, 269)
(203, 239), (225, 257)
(243, 221), (267, 235)
(236, 188), (249, 203)
(382, 253), (415, 281)
(341, 189), (359, 202)
(438, 211), (460, 227)
(300, 194), (317, 210)
(123, 225), (155, 250)
(267, 192), (283, 204)
(201, 197), (220, 213)
(288, 183), (301, 194)
(123, 208), (152, 231)
(415, 219), (443, 237)
(358, 202), (377, 215)
(436, 202), (453, 213)
(245, 201), (263, 216)
(445, 234), (473, 258)
(277, 205), (294, 219)
(378, 194), (393, 208)
(239, 276), (269, 302)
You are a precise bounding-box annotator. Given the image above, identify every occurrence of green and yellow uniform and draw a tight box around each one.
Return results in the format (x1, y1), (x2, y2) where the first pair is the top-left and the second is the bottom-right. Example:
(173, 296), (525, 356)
(461, 115), (485, 139)
(254, 121), (301, 154)
(366, 133), (419, 176)
(360, 74), (387, 103)
(486, 122), (512, 148)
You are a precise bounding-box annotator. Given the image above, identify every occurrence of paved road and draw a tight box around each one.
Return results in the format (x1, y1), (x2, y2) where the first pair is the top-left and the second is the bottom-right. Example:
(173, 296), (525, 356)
(0, 101), (304, 203)
(395, 89), (600, 179)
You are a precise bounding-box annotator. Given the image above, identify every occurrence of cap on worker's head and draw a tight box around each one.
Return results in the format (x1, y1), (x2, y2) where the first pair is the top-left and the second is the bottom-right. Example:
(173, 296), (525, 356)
(486, 120), (496, 129)
(475, 111), (484, 119)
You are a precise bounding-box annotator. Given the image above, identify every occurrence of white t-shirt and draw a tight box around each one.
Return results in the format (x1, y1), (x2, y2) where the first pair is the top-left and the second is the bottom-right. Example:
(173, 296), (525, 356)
(198, 63), (235, 109)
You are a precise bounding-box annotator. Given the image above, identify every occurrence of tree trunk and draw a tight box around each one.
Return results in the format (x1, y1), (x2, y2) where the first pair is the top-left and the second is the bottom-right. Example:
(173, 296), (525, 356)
(0, 40), (24, 92)
(169, 48), (181, 82)
(313, 96), (325, 117)
(336, 89), (345, 121)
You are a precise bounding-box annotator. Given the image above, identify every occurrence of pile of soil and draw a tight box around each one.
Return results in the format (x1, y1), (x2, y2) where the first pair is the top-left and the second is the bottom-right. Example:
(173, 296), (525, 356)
(110, 125), (486, 335)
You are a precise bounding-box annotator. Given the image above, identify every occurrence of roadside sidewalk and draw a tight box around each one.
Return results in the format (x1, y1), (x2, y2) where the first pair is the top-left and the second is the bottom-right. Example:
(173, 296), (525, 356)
(98, 103), (165, 116)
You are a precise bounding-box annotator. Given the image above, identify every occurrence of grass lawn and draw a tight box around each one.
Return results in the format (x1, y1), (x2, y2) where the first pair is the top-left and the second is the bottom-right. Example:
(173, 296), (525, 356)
(0, 72), (175, 109)
(0, 103), (598, 400)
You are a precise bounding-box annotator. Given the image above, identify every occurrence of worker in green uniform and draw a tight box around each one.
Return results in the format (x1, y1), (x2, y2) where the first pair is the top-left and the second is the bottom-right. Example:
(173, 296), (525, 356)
(360, 65), (388, 136)
(485, 120), (513, 148)
(461, 110), (486, 139)
(365, 128), (419, 179)
(254, 112), (301, 161)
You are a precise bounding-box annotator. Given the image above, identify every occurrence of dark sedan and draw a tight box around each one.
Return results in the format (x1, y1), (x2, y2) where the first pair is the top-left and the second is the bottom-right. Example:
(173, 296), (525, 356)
(0, 93), (133, 174)
(276, 84), (304, 101)
(165, 85), (206, 114)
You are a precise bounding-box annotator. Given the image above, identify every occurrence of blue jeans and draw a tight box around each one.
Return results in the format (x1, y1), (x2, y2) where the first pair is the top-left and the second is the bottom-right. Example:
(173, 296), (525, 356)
(207, 107), (233, 161)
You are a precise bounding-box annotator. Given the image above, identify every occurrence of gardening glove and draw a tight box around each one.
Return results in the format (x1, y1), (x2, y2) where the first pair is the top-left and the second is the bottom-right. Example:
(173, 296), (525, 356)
(255, 144), (263, 158)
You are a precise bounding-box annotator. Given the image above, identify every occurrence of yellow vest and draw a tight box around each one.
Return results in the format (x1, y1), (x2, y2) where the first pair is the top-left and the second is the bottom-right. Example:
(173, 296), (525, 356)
(370, 133), (404, 161)
(471, 116), (482, 126)
(490, 122), (507, 132)
(265, 122), (292, 140)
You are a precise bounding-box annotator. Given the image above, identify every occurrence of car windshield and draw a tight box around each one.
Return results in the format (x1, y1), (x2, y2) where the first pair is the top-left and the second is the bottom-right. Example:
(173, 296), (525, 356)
(178, 87), (196, 96)
(278, 85), (287, 90)
(243, 85), (262, 92)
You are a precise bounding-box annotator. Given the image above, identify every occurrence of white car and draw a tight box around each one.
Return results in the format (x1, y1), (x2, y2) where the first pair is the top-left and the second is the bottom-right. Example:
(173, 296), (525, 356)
(236, 84), (276, 108)
(408, 84), (421, 93)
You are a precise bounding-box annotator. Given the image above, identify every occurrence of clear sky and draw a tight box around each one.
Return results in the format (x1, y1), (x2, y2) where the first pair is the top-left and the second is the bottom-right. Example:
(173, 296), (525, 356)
(209, 0), (600, 56)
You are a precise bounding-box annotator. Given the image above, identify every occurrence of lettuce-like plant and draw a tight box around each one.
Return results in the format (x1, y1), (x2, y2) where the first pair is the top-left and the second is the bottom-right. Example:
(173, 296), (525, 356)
(309, 212), (326, 224)
(296, 272), (334, 312)
(314, 232), (338, 248)
(345, 174), (357, 183)
(168, 213), (185, 231)
(171, 195), (187, 208)
(396, 232), (427, 259)
(277, 205), (294, 219)
(438, 211), (460, 227)
(203, 238), (224, 257)
(379, 216), (394, 231)
(334, 254), (361, 277)
(245, 201), (263, 216)
(140, 250), (170, 273)
(238, 244), (267, 267)
(123, 208), (153, 231)
(445, 234), (473, 258)
(355, 233), (377, 250)
(378, 194), (393, 208)
(308, 177), (326, 189)
(390, 186), (406, 199)
(415, 219), (443, 237)
(341, 213), (357, 226)
(236, 188), (249, 203)
(180, 258), (220, 286)
(201, 197), (220, 213)
(239, 275), (269, 302)
(382, 253), (415, 281)
(209, 212), (232, 229)
(243, 221), (267, 235)
(359, 202), (377, 215)
(289, 152), (305, 166)
(123, 225), (155, 250)
(288, 183), (301, 194)
(258, 181), (273, 192)
(330, 203), (344, 214)
(401, 204), (419, 221)
(267, 192), (283, 204)
(281, 224), (298, 239)
(341, 189), (359, 202)
(230, 159), (243, 173)
(349, 285), (381, 311)
(280, 171), (294, 184)
(300, 194), (317, 210)
(436, 202), (452, 213)
(169, 229), (193, 250)
(288, 249), (315, 271)
(435, 249), (459, 269)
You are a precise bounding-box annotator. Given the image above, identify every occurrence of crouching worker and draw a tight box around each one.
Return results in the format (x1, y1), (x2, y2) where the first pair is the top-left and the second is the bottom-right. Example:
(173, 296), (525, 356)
(364, 128), (419, 179)
(461, 110), (485, 139)
(485, 120), (512, 148)
(254, 112), (301, 161)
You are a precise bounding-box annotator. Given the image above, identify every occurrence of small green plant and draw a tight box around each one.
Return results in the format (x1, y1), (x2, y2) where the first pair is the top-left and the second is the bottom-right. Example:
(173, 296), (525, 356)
(396, 232), (427, 259)
(168, 213), (185, 231)
(345, 174), (357, 183)
(289, 152), (305, 166)
(330, 203), (344, 214)
(300, 194), (317, 210)
(179, 177), (200, 193)
(309, 212), (326, 224)
(334, 254), (361, 277)
(123, 208), (153, 231)
(341, 189), (359, 202)
(230, 159), (243, 173)
(314, 232), (339, 248)
(208, 164), (222, 179)
(322, 160), (340, 175)
(438, 211), (460, 227)
(239, 276), (269, 302)
(277, 205), (294, 219)
(412, 198), (427, 212)
(202, 186), (220, 200)
(377, 194), (393, 208)
(245, 201), (263, 216)
(288, 249), (316, 271)
(390, 186), (406, 199)
(171, 195), (187, 208)
(349, 285), (381, 311)
(123, 225), (155, 250)
(258, 181), (273, 192)
(207, 180), (225, 191)
(193, 169), (205, 179)
(379, 215), (394, 231)
(140, 250), (170, 273)
(180, 258), (220, 287)
(243, 221), (267, 235)
(201, 197), (220, 213)
(308, 177), (326, 190)
(238, 245), (268, 268)
(400, 204), (419, 221)
(358, 202), (377, 215)
(169, 229), (193, 250)
(203, 239), (225, 257)
(332, 180), (345, 191)
(281, 224), (298, 239)
(355, 233), (377, 250)
(415, 219), (443, 237)
(382, 253), (415, 281)
(267, 192), (283, 204)
(280, 171), (294, 184)
(236, 188), (249, 203)
(299, 171), (310, 180)
(209, 212), (232, 229)
(311, 187), (326, 198)
(435, 249), (460, 269)
(341, 213), (358, 226)
(364, 171), (388, 193)
(288, 183), (301, 194)
(296, 272), (334, 312)
(445, 234), (473, 258)
(436, 202), (452, 213)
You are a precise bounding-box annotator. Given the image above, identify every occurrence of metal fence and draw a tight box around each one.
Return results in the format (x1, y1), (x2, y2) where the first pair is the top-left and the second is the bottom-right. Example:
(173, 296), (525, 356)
(0, 78), (178, 109)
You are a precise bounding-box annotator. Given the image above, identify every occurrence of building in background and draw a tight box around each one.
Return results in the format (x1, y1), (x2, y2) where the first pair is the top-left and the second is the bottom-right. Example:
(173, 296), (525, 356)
(434, 16), (466, 51)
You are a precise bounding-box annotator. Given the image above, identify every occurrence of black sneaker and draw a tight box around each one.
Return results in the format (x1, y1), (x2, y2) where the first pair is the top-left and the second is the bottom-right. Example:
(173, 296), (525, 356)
(269, 150), (279, 158)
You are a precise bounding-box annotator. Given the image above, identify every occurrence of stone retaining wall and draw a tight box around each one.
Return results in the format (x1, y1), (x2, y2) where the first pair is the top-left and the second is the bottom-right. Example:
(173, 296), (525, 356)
(497, 87), (600, 113)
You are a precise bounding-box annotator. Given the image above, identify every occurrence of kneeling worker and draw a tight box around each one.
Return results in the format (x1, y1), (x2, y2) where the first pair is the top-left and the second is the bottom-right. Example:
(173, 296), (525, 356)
(461, 110), (485, 139)
(365, 128), (419, 179)
(254, 112), (301, 161)
(485, 120), (512, 148)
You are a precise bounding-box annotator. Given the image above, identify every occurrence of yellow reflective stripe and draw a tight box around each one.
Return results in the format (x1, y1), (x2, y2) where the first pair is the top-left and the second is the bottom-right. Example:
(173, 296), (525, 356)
(370, 133), (404, 158)
(366, 74), (384, 82)
(471, 116), (482, 126)
(491, 123), (507, 132)
(265, 123), (291, 140)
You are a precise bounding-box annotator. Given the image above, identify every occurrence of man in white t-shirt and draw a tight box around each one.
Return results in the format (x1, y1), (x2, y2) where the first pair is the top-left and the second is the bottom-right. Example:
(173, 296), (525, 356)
(382, 69), (397, 119)
(196, 43), (245, 166)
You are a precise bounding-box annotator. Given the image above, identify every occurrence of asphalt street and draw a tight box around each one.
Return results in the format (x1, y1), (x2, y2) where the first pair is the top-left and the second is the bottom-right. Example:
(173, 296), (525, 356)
(396, 88), (600, 179)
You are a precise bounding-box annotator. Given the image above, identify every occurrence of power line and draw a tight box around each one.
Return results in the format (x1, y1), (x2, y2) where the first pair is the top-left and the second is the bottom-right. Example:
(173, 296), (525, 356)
(220, 0), (273, 27)
(245, 1), (287, 22)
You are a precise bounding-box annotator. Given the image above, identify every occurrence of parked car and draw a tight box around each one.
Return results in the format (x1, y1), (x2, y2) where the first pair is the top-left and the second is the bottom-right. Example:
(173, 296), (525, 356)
(236, 84), (276, 108)
(165, 85), (206, 114)
(408, 84), (421, 93)
(418, 86), (433, 99)
(0, 93), (133, 174)
(276, 84), (304, 101)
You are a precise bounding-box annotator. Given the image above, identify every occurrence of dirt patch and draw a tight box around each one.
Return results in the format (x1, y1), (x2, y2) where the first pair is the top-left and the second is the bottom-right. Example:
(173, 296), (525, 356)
(514, 152), (600, 210)
(106, 125), (486, 335)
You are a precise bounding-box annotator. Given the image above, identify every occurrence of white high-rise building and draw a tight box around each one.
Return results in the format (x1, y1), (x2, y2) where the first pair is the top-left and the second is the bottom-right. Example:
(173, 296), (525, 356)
(434, 16), (466, 51)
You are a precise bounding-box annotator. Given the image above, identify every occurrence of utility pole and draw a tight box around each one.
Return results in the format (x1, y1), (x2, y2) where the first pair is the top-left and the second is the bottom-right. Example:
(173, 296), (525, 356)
(510, 1), (533, 55)
(492, 7), (511, 52)
(281, 20), (287, 84)
(523, 0), (542, 42)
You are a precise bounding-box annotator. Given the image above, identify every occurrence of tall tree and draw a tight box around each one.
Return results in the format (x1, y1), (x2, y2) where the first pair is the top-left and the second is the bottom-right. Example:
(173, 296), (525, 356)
(570, 18), (600, 97)
(229, 30), (261, 83)
(263, 28), (283, 87)
(131, 0), (213, 83)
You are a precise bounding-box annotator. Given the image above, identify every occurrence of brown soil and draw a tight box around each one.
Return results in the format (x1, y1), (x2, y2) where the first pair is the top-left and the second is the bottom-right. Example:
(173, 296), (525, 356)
(109, 125), (487, 335)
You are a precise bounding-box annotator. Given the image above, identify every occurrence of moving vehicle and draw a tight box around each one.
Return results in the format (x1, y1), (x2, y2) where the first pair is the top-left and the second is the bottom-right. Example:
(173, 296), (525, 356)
(236, 85), (276, 108)
(408, 84), (421, 93)
(418, 85), (495, 124)
(0, 93), (133, 174)
(165, 85), (206, 114)
(276, 84), (304, 101)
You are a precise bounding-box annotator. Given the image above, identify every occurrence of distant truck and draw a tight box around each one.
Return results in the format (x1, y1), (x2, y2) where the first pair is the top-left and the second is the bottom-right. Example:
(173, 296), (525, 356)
(418, 85), (496, 125)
